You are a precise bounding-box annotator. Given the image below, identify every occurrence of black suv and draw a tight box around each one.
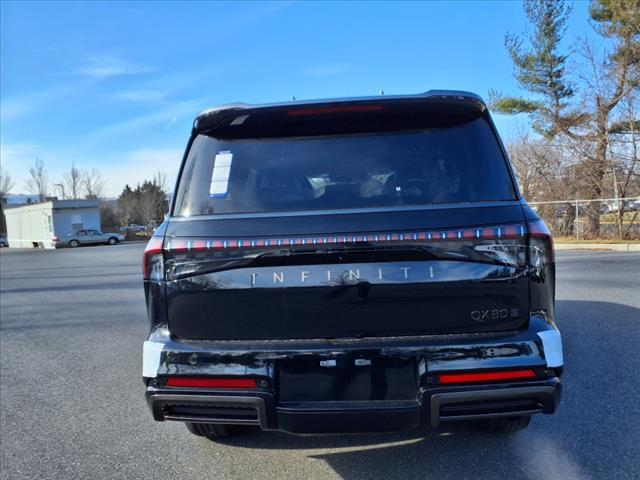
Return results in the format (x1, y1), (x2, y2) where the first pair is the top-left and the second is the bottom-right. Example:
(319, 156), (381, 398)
(143, 91), (562, 440)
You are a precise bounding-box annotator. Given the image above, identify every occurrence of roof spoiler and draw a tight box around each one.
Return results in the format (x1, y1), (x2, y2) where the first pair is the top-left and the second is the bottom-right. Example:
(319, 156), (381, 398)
(194, 91), (487, 133)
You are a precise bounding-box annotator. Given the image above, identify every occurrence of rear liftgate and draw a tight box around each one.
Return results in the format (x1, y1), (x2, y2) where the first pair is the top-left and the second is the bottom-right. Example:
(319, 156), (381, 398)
(160, 221), (535, 341)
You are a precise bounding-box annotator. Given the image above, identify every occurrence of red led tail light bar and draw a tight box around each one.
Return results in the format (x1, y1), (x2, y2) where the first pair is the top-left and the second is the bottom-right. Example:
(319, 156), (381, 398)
(164, 224), (527, 253)
(437, 369), (537, 385)
(165, 377), (258, 389)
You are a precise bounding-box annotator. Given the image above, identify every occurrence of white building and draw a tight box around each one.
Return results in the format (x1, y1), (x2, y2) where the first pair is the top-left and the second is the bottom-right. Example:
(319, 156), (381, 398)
(4, 200), (101, 249)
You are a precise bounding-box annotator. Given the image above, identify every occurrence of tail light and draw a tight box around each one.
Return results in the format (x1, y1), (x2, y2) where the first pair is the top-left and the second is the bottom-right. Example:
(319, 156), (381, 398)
(527, 219), (554, 266)
(436, 369), (537, 385)
(143, 237), (164, 281)
(52, 236), (59, 242)
(165, 377), (258, 389)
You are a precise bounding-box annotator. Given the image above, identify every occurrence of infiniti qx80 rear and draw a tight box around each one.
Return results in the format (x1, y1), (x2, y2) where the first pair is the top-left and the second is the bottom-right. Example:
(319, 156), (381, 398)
(142, 91), (562, 440)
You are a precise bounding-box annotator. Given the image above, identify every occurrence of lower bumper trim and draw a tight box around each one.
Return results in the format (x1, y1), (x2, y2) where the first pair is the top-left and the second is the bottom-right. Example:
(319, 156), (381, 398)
(148, 394), (269, 428)
(277, 400), (421, 434)
(429, 385), (559, 427)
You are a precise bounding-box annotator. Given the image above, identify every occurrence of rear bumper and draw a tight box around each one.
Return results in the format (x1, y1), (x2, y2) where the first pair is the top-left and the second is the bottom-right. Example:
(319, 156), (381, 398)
(144, 312), (563, 434)
(146, 379), (561, 434)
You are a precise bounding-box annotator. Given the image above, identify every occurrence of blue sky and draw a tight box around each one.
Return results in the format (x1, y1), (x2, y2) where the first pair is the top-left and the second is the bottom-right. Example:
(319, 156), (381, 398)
(1, 0), (597, 197)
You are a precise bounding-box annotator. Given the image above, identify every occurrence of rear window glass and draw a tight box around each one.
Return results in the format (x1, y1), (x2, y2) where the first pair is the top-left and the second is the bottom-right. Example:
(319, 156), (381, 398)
(173, 117), (516, 216)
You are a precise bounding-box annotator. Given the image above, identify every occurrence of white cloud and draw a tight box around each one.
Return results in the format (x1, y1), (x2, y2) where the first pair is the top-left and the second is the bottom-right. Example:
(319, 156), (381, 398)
(74, 55), (150, 78)
(0, 142), (41, 163)
(164, 116), (177, 130)
(112, 89), (169, 103)
(0, 100), (32, 122)
(0, 83), (77, 121)
(304, 63), (350, 77)
(85, 98), (203, 140)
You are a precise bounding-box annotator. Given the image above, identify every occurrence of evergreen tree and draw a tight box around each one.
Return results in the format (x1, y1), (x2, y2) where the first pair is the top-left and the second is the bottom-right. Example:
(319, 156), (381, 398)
(493, 0), (639, 236)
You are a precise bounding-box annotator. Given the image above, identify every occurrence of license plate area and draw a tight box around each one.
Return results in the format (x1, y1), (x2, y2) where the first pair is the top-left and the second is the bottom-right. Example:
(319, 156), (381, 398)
(277, 357), (418, 402)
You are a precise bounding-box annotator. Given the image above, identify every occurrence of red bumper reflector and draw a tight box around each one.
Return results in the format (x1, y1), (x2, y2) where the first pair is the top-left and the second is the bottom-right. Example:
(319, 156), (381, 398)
(437, 369), (536, 385)
(166, 377), (257, 389)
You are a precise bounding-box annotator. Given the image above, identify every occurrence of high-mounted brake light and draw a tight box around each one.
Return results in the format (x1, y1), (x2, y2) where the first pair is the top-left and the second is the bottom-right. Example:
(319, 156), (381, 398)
(437, 369), (537, 385)
(287, 105), (384, 116)
(143, 237), (164, 281)
(165, 377), (257, 389)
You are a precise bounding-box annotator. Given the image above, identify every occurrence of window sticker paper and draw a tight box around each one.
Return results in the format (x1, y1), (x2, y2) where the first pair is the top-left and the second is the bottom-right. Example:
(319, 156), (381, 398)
(210, 151), (233, 197)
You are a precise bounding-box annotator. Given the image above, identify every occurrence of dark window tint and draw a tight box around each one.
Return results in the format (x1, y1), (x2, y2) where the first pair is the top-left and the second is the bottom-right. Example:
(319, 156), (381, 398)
(174, 117), (516, 216)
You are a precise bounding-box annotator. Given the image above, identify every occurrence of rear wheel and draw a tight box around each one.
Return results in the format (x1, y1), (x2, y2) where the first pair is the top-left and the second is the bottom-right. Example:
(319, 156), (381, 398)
(69, 240), (79, 248)
(473, 415), (531, 434)
(185, 422), (257, 441)
(107, 237), (118, 245)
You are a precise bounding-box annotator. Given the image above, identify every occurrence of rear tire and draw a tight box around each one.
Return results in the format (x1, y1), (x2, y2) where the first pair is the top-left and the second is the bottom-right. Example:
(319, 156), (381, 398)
(474, 415), (531, 434)
(108, 237), (118, 245)
(185, 423), (256, 441)
(69, 240), (79, 248)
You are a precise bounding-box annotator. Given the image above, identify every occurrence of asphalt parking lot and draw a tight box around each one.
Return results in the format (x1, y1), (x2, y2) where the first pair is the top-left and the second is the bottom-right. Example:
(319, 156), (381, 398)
(1, 244), (639, 480)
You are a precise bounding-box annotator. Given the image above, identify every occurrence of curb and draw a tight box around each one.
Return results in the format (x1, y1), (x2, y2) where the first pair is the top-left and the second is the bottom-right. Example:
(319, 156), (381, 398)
(554, 243), (640, 252)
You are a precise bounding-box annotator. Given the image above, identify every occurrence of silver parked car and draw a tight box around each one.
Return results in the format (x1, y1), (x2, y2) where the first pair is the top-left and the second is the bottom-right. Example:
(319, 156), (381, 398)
(56, 229), (125, 248)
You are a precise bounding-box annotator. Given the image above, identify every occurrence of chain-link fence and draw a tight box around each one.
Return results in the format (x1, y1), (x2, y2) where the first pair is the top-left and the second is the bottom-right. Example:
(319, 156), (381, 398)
(528, 197), (640, 240)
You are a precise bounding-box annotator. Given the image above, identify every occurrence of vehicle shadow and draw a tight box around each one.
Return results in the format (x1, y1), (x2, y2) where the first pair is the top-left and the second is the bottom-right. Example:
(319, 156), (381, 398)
(198, 300), (640, 480)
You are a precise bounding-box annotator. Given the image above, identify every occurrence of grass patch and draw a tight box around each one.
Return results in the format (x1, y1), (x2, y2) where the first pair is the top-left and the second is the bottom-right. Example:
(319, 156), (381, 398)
(554, 237), (640, 244)
(599, 212), (639, 224)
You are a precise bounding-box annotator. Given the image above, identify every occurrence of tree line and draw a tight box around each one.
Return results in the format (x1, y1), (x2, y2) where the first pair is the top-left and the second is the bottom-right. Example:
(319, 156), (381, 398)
(105, 173), (169, 234)
(494, 0), (639, 239)
(0, 159), (169, 235)
(0, 158), (107, 202)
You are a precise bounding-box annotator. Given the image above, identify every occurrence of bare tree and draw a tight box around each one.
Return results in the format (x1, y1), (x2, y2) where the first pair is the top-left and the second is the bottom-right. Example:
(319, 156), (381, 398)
(63, 162), (83, 199)
(507, 134), (542, 199)
(0, 167), (14, 197)
(0, 167), (14, 234)
(154, 171), (167, 192)
(26, 158), (49, 201)
(607, 89), (640, 238)
(507, 134), (575, 201)
(81, 168), (106, 199)
(493, 0), (640, 237)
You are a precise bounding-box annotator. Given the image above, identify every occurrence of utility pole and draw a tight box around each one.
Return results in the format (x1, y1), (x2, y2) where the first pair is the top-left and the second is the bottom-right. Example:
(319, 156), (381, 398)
(54, 183), (66, 200)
